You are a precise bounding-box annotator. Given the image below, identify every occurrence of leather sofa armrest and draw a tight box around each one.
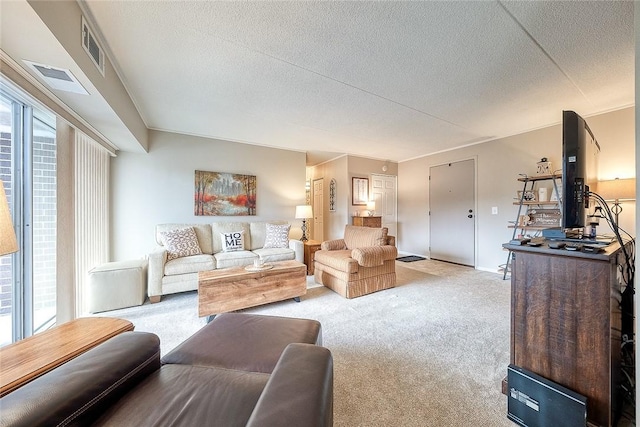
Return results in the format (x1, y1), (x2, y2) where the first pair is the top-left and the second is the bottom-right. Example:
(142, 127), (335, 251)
(247, 343), (333, 427)
(0, 332), (160, 427)
(147, 246), (167, 299)
(321, 239), (346, 251)
(289, 239), (304, 263)
(352, 245), (398, 267)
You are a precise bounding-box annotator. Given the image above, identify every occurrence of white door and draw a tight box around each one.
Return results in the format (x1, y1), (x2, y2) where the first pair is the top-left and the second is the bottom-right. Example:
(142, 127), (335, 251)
(313, 178), (324, 242)
(371, 174), (397, 237)
(429, 159), (475, 266)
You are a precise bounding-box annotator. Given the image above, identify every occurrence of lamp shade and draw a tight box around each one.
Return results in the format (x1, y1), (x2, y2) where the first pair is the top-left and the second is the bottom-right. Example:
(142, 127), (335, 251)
(595, 178), (636, 201)
(295, 205), (313, 219)
(0, 180), (18, 256)
(366, 200), (376, 211)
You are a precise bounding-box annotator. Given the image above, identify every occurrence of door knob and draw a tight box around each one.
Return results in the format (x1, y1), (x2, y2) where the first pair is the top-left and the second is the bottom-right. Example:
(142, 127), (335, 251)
(468, 214), (473, 218)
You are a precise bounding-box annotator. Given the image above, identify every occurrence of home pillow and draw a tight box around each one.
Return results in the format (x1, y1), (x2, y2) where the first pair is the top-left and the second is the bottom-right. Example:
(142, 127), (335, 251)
(160, 227), (203, 261)
(263, 223), (291, 248)
(221, 231), (245, 252)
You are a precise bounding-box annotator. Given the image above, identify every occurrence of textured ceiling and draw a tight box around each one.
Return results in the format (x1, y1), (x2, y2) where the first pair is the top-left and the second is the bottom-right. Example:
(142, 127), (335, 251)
(19, 1), (640, 164)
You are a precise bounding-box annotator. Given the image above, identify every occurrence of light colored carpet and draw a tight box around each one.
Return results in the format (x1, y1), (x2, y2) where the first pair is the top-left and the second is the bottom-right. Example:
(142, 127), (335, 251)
(100, 260), (512, 427)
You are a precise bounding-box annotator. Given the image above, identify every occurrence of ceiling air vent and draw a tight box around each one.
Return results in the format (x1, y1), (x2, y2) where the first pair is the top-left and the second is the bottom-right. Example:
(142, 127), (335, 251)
(22, 60), (89, 95)
(82, 16), (105, 76)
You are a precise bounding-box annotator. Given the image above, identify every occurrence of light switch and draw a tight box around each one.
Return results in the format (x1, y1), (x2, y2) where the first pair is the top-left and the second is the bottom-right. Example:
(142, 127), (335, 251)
(492, 206), (498, 215)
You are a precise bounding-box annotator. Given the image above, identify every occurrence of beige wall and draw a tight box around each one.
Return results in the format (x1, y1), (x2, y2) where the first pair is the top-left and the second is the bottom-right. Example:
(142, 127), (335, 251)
(110, 130), (306, 260)
(308, 155), (399, 241)
(308, 156), (348, 241)
(398, 107), (635, 272)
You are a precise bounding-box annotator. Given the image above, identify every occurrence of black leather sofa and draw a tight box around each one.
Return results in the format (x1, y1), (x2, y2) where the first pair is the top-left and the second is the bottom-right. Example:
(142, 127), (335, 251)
(0, 313), (333, 427)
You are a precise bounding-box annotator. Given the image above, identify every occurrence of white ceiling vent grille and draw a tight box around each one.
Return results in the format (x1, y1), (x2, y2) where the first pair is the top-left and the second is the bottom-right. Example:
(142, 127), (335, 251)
(22, 60), (89, 95)
(82, 16), (105, 76)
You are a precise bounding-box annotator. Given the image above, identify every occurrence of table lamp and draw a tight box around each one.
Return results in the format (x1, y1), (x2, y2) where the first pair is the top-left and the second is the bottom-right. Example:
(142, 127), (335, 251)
(366, 200), (376, 216)
(595, 178), (636, 225)
(295, 205), (313, 242)
(0, 180), (18, 256)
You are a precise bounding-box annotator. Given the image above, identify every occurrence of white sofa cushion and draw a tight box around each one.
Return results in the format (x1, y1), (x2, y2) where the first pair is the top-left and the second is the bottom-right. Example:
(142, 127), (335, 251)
(220, 230), (245, 252)
(156, 224), (213, 255)
(249, 221), (289, 250)
(252, 247), (296, 263)
(159, 227), (203, 261)
(211, 222), (251, 253)
(263, 223), (291, 248)
(164, 254), (216, 276)
(214, 250), (257, 269)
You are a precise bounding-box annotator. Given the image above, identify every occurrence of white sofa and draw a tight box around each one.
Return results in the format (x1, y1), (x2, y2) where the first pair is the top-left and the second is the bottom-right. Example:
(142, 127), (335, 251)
(148, 221), (304, 302)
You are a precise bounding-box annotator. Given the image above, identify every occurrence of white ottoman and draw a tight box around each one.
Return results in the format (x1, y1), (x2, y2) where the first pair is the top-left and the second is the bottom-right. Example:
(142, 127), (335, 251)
(88, 259), (148, 313)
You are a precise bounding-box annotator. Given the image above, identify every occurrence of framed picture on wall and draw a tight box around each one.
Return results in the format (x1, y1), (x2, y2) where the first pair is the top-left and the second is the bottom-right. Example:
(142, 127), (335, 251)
(352, 177), (369, 206)
(194, 170), (257, 216)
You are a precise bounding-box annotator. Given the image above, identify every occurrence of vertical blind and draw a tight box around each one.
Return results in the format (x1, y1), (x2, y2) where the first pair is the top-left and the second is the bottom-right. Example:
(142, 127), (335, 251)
(74, 130), (109, 315)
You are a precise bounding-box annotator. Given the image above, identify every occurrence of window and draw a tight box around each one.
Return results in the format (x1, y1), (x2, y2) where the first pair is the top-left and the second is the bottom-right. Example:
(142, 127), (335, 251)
(0, 80), (57, 346)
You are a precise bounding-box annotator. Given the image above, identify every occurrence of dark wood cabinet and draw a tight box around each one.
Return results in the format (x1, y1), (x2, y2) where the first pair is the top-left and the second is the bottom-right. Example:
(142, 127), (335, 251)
(504, 242), (627, 427)
(352, 216), (381, 228)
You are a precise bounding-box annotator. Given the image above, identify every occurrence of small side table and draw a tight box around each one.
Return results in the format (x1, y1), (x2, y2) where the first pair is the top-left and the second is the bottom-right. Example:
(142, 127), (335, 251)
(304, 240), (322, 275)
(352, 216), (382, 228)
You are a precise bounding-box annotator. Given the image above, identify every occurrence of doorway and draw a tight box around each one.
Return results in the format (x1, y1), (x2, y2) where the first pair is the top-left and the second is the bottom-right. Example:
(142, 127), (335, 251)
(370, 174), (397, 237)
(429, 159), (475, 266)
(0, 84), (57, 346)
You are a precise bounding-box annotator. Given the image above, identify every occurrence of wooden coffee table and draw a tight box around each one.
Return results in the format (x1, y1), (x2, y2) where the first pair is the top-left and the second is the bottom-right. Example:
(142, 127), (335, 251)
(198, 260), (307, 321)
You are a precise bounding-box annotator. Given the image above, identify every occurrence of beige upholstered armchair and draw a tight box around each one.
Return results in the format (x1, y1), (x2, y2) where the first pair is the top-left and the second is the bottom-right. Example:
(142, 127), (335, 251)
(313, 225), (397, 298)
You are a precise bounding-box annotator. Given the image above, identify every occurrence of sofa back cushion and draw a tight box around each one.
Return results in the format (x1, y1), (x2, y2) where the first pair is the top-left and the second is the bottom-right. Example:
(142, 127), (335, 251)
(343, 225), (388, 249)
(263, 223), (291, 249)
(156, 224), (213, 255)
(220, 230), (245, 252)
(249, 221), (289, 250)
(159, 227), (203, 261)
(211, 222), (251, 253)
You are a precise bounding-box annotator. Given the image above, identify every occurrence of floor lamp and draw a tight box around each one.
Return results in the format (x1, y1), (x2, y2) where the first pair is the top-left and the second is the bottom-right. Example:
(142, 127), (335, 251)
(0, 180), (19, 256)
(295, 205), (313, 242)
(595, 178), (636, 226)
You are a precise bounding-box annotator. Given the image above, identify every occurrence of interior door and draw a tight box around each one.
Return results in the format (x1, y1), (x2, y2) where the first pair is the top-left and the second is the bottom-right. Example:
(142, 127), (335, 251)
(313, 178), (324, 242)
(371, 174), (397, 237)
(429, 159), (475, 266)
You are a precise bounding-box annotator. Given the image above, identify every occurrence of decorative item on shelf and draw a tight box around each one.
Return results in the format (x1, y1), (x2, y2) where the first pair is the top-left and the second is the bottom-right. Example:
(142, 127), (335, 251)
(329, 178), (336, 212)
(550, 186), (562, 202)
(538, 187), (548, 202)
(527, 209), (561, 227)
(0, 180), (18, 256)
(366, 200), (376, 216)
(295, 205), (313, 242)
(594, 177), (636, 225)
(517, 190), (536, 202)
(536, 157), (552, 175)
(517, 215), (531, 227)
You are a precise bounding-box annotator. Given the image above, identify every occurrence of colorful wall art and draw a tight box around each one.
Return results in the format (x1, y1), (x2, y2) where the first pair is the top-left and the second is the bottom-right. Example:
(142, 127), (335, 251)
(194, 170), (256, 216)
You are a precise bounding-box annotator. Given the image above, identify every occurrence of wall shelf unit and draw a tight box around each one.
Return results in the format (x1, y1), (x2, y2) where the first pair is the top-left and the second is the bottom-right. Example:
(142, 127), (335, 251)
(500, 173), (562, 279)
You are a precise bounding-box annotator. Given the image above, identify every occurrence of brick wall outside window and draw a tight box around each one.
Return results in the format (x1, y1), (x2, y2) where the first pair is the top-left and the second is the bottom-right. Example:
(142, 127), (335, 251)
(0, 132), (56, 316)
